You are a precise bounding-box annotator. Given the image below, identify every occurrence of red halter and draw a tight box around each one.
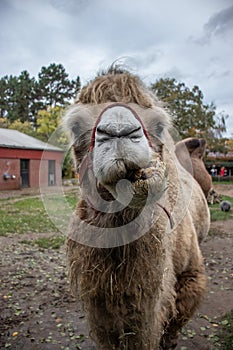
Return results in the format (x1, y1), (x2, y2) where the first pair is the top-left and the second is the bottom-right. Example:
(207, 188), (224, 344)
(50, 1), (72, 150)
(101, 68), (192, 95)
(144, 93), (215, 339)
(88, 102), (153, 152)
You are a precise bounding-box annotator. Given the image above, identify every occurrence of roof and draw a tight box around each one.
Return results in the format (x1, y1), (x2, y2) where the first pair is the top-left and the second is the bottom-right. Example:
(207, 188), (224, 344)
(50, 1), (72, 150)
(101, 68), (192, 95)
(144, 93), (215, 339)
(0, 128), (63, 152)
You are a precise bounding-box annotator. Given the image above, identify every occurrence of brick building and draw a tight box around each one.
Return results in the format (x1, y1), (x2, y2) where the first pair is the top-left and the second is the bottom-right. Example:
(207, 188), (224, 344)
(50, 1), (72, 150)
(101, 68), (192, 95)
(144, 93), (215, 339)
(0, 128), (64, 190)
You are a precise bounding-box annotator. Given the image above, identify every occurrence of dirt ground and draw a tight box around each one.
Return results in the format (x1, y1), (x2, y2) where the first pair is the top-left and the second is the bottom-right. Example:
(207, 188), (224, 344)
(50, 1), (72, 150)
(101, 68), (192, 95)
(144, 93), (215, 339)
(0, 184), (233, 350)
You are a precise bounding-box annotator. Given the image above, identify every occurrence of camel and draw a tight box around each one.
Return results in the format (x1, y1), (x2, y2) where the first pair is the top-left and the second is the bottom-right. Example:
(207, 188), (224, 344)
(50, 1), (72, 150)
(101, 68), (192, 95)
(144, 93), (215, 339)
(64, 68), (210, 350)
(175, 137), (212, 198)
(175, 138), (222, 204)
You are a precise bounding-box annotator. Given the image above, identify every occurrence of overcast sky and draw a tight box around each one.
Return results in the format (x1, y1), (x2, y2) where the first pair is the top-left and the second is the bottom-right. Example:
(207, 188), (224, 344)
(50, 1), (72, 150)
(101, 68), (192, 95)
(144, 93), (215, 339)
(0, 0), (232, 136)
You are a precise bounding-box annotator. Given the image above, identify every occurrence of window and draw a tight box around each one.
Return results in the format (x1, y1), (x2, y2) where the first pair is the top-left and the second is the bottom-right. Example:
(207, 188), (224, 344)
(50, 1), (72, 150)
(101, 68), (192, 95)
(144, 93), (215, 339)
(20, 159), (30, 188)
(48, 160), (56, 186)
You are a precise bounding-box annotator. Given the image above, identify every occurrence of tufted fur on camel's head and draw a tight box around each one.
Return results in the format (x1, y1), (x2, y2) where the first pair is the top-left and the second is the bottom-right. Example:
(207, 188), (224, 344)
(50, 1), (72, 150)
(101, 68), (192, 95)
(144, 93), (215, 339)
(78, 66), (156, 107)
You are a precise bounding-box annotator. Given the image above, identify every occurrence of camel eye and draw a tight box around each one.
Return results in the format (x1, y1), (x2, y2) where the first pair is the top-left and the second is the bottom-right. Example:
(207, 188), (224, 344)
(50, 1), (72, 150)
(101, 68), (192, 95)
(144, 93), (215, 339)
(96, 128), (112, 136)
(96, 128), (113, 144)
(96, 126), (113, 138)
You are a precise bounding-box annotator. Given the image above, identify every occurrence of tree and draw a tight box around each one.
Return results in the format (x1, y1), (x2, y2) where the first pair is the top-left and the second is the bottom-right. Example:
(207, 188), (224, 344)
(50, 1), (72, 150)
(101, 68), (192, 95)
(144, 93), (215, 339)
(225, 139), (233, 152)
(8, 119), (37, 137)
(0, 76), (8, 118)
(17, 71), (35, 122)
(36, 105), (74, 177)
(3, 75), (18, 122)
(36, 106), (64, 141)
(151, 78), (227, 140)
(37, 63), (80, 108)
(0, 117), (8, 128)
(15, 71), (36, 123)
(0, 71), (36, 123)
(0, 63), (81, 127)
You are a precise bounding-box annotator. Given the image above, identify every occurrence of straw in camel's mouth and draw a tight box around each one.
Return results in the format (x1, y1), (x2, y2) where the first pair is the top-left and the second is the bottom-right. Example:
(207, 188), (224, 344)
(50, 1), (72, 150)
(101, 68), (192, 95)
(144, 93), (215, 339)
(131, 162), (162, 181)
(124, 157), (167, 207)
(94, 153), (167, 208)
(129, 157), (166, 183)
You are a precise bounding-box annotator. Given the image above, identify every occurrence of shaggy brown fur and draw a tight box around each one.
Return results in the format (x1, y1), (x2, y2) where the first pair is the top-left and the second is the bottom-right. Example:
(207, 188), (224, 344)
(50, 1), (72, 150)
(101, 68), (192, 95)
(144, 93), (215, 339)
(65, 68), (210, 350)
(175, 138), (212, 198)
(78, 67), (156, 108)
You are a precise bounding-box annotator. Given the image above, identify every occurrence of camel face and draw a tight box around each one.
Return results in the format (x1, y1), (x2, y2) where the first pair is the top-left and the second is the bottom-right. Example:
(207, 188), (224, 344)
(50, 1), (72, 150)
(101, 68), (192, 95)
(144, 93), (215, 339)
(93, 105), (152, 186)
(91, 104), (168, 208)
(65, 101), (169, 208)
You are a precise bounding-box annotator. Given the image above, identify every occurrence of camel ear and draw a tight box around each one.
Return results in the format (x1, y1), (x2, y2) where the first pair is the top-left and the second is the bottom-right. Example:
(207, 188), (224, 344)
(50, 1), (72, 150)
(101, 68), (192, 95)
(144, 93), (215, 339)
(63, 104), (95, 145)
(63, 104), (98, 168)
(181, 138), (200, 154)
(143, 106), (171, 142)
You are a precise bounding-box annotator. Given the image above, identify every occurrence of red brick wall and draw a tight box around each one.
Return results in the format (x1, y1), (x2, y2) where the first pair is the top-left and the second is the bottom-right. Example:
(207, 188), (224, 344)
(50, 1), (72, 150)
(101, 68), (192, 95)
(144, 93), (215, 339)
(38, 159), (49, 188)
(0, 148), (63, 161)
(56, 161), (62, 186)
(30, 159), (40, 188)
(0, 158), (20, 190)
(0, 148), (64, 190)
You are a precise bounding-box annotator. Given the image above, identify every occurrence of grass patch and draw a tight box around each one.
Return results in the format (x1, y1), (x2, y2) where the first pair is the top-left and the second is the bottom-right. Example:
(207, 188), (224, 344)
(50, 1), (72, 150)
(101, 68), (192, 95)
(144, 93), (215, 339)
(21, 235), (66, 249)
(35, 236), (65, 249)
(0, 191), (78, 236)
(64, 190), (78, 208)
(209, 195), (233, 221)
(217, 311), (233, 350)
(35, 235), (66, 249)
(0, 197), (57, 236)
(213, 180), (233, 185)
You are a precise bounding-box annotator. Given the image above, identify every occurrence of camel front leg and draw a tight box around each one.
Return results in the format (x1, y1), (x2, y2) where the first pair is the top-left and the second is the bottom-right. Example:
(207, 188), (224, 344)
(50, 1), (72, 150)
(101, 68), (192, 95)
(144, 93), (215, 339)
(161, 263), (207, 350)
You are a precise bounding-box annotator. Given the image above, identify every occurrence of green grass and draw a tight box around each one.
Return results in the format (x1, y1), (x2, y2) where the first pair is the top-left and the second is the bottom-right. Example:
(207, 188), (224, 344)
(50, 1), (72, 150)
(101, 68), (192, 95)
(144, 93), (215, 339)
(0, 188), (231, 237)
(21, 235), (66, 249)
(35, 235), (66, 249)
(0, 191), (78, 236)
(217, 312), (233, 350)
(209, 195), (233, 221)
(62, 190), (78, 208)
(213, 180), (233, 185)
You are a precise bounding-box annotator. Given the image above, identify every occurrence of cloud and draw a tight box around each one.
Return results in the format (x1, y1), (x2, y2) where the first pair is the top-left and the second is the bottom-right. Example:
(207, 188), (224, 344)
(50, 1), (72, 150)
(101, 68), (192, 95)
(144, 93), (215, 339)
(204, 5), (233, 36)
(49, 0), (91, 14)
(0, 0), (232, 136)
(195, 5), (233, 45)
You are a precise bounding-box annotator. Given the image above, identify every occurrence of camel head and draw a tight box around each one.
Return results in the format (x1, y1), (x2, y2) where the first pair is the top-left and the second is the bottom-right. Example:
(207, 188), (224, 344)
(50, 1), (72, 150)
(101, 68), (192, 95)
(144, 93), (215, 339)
(175, 137), (212, 198)
(64, 68), (171, 209)
(179, 138), (207, 159)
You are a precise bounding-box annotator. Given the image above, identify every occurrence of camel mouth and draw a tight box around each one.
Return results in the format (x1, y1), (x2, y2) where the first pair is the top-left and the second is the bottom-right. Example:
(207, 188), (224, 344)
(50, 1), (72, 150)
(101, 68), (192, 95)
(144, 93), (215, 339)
(130, 161), (163, 182)
(128, 155), (166, 184)
(92, 153), (167, 208)
(122, 157), (167, 207)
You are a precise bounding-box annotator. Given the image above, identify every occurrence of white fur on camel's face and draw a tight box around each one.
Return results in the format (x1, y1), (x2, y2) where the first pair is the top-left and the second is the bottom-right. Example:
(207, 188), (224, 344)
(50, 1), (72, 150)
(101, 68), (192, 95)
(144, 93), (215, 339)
(93, 106), (152, 186)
